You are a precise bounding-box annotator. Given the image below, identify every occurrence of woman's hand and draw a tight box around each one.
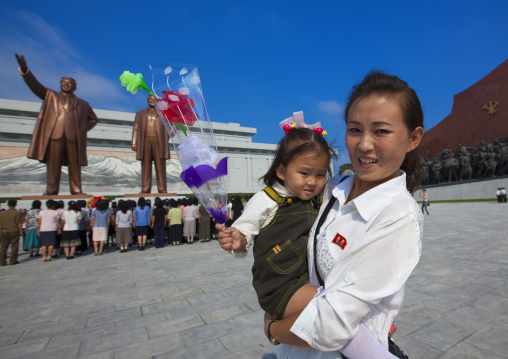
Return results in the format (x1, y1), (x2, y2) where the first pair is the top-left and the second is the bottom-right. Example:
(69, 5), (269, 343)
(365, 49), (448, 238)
(264, 312), (276, 338)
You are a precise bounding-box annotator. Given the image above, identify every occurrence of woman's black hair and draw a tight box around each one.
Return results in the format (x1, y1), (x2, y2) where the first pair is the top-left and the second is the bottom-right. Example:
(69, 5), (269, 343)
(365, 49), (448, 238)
(31, 200), (41, 210)
(68, 200), (79, 213)
(169, 199), (177, 208)
(57, 200), (64, 209)
(344, 71), (424, 193)
(138, 197), (146, 209)
(119, 200), (128, 214)
(262, 128), (335, 187)
(155, 200), (163, 209)
(95, 199), (108, 211)
(46, 199), (56, 209)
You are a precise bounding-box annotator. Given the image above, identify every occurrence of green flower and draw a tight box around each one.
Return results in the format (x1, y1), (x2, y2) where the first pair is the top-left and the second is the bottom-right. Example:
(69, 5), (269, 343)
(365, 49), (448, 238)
(119, 71), (152, 95)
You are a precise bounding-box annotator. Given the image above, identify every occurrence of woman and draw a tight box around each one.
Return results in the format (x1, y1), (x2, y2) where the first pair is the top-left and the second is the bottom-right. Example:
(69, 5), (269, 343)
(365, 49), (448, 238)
(91, 199), (111, 255)
(167, 199), (183, 246)
(182, 198), (196, 244)
(227, 72), (424, 358)
(151, 199), (167, 248)
(420, 189), (429, 215)
(25, 200), (42, 257)
(198, 204), (211, 242)
(61, 200), (82, 259)
(133, 197), (150, 250)
(115, 200), (133, 252)
(38, 199), (60, 262)
(231, 195), (244, 222)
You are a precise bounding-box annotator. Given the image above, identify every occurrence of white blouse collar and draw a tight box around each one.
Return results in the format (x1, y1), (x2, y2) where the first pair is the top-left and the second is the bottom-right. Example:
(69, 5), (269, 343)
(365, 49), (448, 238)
(332, 171), (408, 221)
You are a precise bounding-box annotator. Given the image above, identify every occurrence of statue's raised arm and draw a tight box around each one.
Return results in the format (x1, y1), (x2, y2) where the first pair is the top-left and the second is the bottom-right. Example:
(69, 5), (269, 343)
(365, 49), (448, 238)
(14, 53), (48, 101)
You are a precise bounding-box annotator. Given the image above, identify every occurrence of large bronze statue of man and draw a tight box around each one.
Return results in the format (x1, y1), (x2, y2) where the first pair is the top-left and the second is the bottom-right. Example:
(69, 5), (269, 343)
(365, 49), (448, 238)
(132, 94), (170, 193)
(15, 54), (98, 195)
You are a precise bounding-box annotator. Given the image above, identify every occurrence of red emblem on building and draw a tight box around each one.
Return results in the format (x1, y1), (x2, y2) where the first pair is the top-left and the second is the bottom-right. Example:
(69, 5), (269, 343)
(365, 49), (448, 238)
(332, 233), (347, 250)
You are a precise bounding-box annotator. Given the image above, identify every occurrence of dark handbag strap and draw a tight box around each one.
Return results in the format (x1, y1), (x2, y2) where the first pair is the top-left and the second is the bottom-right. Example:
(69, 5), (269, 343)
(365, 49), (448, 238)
(313, 176), (348, 287)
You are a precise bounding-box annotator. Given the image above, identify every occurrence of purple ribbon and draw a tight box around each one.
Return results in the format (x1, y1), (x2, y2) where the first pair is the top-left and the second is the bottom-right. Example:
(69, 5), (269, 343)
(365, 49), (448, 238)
(180, 157), (228, 189)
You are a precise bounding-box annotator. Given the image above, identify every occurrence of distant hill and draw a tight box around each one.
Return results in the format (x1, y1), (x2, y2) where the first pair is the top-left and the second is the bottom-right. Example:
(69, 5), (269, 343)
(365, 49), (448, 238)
(420, 59), (508, 158)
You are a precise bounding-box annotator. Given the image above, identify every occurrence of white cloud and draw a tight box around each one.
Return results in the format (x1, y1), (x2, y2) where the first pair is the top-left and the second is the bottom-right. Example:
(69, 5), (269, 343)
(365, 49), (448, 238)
(0, 8), (133, 111)
(317, 100), (343, 115)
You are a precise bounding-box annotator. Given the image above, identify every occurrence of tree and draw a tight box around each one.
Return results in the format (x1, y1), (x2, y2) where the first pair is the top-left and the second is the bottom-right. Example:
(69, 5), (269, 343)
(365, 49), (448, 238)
(339, 163), (353, 175)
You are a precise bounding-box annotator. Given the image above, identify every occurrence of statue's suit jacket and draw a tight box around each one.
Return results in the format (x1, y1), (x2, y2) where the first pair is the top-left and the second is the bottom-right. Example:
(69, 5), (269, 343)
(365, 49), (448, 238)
(132, 108), (170, 160)
(21, 69), (98, 166)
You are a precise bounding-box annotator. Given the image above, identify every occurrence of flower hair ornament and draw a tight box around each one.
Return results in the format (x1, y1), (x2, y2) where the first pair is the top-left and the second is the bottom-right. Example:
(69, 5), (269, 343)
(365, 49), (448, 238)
(279, 111), (327, 136)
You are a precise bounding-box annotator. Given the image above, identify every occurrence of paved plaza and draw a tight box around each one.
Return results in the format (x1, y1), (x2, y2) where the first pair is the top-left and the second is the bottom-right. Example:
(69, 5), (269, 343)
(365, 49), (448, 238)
(0, 202), (507, 358)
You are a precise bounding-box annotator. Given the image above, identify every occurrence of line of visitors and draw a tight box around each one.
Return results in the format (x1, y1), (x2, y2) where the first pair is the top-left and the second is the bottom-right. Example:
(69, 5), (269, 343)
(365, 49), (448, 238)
(1, 195), (242, 265)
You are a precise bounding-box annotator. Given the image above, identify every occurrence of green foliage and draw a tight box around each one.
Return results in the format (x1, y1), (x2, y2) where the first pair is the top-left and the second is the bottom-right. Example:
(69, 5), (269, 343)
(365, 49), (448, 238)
(339, 163), (353, 175)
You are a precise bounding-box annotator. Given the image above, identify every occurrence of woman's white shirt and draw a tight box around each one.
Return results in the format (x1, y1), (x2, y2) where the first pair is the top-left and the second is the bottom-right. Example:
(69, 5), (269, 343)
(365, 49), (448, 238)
(62, 210), (82, 231)
(279, 172), (423, 359)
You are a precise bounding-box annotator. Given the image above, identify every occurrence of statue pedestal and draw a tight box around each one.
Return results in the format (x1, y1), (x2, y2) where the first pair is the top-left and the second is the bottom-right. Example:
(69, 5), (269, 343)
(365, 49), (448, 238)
(21, 194), (92, 200)
(123, 193), (178, 198)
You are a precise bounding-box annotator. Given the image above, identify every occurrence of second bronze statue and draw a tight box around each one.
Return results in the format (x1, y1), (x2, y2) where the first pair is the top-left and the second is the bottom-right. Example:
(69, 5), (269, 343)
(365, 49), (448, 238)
(132, 95), (171, 193)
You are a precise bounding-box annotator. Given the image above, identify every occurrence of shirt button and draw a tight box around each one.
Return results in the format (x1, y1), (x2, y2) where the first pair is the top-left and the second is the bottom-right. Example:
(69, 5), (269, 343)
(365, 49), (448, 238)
(344, 272), (354, 284)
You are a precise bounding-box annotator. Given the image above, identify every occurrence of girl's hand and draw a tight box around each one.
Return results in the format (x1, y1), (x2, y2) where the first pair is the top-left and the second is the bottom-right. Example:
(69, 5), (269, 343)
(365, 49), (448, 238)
(216, 224), (246, 253)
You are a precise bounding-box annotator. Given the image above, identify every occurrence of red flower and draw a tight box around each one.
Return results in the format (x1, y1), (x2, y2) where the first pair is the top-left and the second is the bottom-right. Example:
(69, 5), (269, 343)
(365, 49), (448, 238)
(156, 90), (198, 126)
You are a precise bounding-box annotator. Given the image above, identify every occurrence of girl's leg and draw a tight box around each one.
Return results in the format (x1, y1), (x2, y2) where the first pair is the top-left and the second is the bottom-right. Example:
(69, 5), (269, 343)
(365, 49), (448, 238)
(64, 247), (70, 257)
(99, 241), (104, 254)
(70, 246), (75, 257)
(137, 236), (142, 248)
(41, 246), (47, 261)
(142, 235), (147, 247)
(47, 246), (54, 260)
(94, 241), (99, 254)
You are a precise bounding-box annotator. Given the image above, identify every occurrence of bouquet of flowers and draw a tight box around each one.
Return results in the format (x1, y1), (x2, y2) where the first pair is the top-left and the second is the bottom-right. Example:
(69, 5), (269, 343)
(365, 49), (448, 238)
(120, 65), (228, 224)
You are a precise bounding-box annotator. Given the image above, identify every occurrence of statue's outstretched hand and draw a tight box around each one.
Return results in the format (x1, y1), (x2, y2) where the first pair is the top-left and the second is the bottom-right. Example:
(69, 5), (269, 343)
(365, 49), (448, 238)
(14, 53), (28, 73)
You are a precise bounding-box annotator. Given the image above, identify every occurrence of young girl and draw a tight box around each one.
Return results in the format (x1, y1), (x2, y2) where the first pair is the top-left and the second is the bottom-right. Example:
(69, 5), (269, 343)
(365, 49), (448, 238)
(218, 121), (334, 321)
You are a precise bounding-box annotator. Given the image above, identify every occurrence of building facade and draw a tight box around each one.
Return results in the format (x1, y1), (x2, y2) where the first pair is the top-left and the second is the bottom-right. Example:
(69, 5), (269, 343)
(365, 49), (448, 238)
(0, 98), (278, 197)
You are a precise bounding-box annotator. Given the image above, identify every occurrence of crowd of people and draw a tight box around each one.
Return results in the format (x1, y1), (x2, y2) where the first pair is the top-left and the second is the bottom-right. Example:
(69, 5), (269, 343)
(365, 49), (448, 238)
(0, 195), (250, 265)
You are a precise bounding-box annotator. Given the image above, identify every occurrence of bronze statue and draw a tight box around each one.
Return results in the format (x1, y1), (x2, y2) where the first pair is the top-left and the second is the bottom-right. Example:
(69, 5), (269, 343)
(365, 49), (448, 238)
(132, 95), (170, 193)
(15, 54), (98, 195)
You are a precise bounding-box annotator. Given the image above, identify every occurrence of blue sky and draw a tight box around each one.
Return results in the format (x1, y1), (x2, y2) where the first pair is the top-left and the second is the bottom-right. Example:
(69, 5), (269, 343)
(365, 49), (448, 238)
(1, 1), (507, 168)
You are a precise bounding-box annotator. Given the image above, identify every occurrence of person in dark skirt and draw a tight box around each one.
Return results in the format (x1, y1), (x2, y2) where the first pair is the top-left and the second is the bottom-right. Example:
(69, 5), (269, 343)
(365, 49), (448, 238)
(167, 199), (183, 246)
(38, 199), (60, 262)
(151, 199), (167, 248)
(133, 197), (150, 250)
(60, 200), (81, 259)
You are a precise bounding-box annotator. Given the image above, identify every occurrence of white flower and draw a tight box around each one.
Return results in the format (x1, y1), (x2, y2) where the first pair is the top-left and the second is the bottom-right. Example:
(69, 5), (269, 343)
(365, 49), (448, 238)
(189, 74), (201, 85)
(179, 68), (188, 76)
(178, 87), (190, 95)
(168, 94), (180, 102)
(164, 66), (173, 75)
(156, 101), (169, 111)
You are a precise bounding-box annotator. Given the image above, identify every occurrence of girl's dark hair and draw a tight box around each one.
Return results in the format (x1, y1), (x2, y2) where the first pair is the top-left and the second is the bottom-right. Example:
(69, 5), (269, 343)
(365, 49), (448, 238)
(57, 200), (64, 209)
(177, 199), (182, 206)
(31, 200), (41, 209)
(262, 128), (335, 187)
(138, 197), (146, 209)
(119, 200), (128, 214)
(155, 200), (163, 209)
(96, 199), (108, 211)
(344, 71), (424, 193)
(169, 199), (177, 208)
(46, 199), (56, 209)
(68, 200), (78, 213)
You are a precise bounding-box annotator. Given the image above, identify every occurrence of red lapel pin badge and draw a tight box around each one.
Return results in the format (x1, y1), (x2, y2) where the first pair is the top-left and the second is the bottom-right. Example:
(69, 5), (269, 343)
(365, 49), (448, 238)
(332, 233), (347, 250)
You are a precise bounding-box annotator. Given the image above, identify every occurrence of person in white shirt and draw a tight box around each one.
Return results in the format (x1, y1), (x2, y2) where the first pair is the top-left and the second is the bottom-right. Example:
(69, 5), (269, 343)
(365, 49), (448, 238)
(261, 72), (425, 359)
(60, 201), (82, 259)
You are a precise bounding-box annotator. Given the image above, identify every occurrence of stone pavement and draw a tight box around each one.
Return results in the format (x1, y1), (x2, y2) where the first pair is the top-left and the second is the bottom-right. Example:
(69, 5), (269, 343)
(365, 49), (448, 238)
(0, 202), (507, 358)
